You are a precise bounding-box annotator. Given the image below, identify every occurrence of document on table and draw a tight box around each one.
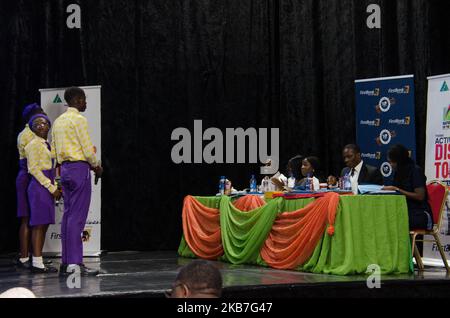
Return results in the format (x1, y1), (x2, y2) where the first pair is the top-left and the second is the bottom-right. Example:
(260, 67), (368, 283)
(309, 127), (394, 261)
(358, 184), (398, 194)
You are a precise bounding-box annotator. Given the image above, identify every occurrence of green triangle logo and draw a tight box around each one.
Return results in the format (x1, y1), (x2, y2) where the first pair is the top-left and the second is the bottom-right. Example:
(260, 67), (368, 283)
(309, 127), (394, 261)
(441, 81), (449, 92)
(53, 94), (63, 103)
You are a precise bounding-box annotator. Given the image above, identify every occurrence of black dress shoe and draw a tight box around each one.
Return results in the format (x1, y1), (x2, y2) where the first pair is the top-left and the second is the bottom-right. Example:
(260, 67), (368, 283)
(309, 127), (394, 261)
(14, 256), (51, 266)
(79, 264), (99, 276)
(31, 265), (58, 274)
(59, 264), (69, 276)
(16, 259), (31, 270)
(59, 264), (99, 276)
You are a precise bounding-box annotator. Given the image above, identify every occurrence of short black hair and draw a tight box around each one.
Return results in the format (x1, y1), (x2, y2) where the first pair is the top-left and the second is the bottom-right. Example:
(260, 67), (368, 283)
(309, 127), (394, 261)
(175, 260), (222, 296)
(289, 154), (304, 163)
(387, 144), (413, 165)
(287, 155), (304, 179)
(64, 87), (85, 105)
(343, 144), (361, 154)
(304, 156), (320, 171)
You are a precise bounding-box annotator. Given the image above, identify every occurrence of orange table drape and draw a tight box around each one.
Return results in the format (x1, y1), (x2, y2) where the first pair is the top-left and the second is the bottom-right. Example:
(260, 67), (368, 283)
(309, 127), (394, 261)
(232, 195), (266, 211)
(260, 192), (340, 269)
(182, 195), (223, 259)
(183, 192), (340, 268)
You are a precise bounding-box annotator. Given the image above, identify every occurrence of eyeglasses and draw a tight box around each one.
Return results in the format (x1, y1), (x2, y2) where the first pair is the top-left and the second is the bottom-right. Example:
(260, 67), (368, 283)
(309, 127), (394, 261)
(33, 121), (49, 128)
(164, 282), (183, 298)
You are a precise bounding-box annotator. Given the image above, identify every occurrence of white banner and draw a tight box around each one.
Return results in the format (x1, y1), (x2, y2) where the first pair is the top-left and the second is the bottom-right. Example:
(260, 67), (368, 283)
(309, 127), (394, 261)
(424, 74), (450, 266)
(39, 86), (102, 256)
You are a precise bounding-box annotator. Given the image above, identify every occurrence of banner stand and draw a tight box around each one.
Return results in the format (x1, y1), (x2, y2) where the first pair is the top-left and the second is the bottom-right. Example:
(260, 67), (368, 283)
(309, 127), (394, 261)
(424, 74), (450, 268)
(39, 86), (102, 257)
(355, 75), (417, 183)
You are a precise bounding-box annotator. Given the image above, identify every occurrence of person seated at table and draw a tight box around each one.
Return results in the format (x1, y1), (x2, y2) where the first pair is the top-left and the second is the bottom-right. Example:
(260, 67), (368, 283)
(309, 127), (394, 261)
(270, 154), (304, 190)
(382, 144), (432, 230)
(327, 144), (383, 191)
(297, 156), (321, 191)
(166, 260), (222, 298)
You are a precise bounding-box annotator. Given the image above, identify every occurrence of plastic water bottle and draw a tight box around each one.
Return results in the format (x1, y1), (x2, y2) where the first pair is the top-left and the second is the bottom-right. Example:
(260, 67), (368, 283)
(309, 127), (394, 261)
(344, 174), (352, 191)
(262, 176), (270, 193)
(219, 176), (226, 195)
(250, 175), (257, 193)
(309, 173), (314, 191)
(287, 174), (296, 189)
(225, 179), (232, 195)
(304, 174), (311, 191)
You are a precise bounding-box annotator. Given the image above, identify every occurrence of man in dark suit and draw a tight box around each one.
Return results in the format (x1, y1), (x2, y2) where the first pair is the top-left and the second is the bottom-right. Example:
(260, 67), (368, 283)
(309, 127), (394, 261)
(328, 144), (383, 189)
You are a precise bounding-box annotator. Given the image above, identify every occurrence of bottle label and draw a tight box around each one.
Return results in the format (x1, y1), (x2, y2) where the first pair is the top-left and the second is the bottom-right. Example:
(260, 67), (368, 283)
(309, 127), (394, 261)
(288, 178), (296, 189)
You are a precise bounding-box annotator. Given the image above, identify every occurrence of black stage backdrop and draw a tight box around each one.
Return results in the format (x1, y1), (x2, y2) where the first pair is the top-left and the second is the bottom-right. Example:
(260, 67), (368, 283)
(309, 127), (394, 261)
(1, 0), (450, 253)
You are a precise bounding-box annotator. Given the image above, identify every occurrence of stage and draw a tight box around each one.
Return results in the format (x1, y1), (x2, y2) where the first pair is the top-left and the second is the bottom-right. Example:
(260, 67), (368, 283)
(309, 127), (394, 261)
(0, 251), (450, 298)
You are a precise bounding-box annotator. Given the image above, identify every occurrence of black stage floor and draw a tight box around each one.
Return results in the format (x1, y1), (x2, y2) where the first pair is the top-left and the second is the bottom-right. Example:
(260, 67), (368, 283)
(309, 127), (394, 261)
(1, 251), (450, 298)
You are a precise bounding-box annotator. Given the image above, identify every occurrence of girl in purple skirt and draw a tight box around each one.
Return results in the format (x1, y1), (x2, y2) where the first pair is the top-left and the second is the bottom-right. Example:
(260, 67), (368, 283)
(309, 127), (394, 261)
(25, 114), (61, 273)
(15, 103), (44, 268)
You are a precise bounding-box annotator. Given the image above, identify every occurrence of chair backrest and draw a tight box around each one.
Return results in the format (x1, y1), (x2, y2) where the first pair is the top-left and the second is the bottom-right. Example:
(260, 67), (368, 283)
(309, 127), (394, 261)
(426, 181), (449, 230)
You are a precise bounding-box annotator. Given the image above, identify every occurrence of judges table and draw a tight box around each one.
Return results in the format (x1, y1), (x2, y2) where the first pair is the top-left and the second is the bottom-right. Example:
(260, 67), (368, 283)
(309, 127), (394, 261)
(178, 193), (413, 275)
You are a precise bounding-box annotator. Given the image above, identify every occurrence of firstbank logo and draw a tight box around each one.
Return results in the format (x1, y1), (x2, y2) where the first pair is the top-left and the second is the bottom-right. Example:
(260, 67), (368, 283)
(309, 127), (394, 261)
(388, 85), (410, 94)
(360, 119), (380, 127)
(360, 88), (380, 96)
(361, 152), (381, 160)
(389, 117), (410, 125)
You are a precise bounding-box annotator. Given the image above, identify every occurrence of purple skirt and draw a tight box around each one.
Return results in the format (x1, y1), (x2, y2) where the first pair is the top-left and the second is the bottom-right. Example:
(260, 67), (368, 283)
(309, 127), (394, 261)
(16, 159), (30, 218)
(28, 169), (56, 226)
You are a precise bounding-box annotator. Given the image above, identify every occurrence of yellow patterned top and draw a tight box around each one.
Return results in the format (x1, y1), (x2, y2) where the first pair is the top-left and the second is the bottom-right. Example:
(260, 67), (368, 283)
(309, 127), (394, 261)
(17, 125), (35, 160)
(51, 107), (98, 167)
(25, 136), (57, 194)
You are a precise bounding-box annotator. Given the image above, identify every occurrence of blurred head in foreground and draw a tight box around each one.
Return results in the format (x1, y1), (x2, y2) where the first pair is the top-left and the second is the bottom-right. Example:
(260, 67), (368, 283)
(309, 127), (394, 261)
(0, 288), (36, 298)
(166, 260), (222, 298)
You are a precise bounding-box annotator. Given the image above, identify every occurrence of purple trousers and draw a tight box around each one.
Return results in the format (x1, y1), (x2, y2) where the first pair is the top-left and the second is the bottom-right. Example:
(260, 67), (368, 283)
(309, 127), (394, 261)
(28, 169), (56, 226)
(61, 162), (92, 265)
(16, 159), (30, 218)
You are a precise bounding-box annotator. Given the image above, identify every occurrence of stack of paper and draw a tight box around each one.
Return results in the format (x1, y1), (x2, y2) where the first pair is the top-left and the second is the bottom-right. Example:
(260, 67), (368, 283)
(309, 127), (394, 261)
(358, 184), (398, 194)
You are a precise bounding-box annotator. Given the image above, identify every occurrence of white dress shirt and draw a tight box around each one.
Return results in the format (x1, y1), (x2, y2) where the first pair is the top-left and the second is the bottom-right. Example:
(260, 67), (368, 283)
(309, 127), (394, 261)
(350, 160), (364, 194)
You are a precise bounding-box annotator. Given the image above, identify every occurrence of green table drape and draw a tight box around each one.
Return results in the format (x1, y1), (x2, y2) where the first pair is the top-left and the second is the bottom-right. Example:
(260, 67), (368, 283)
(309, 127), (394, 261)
(178, 195), (413, 275)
